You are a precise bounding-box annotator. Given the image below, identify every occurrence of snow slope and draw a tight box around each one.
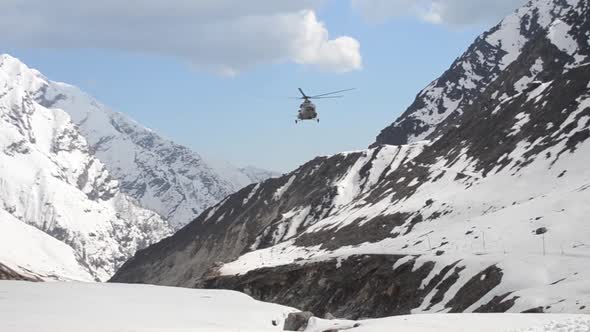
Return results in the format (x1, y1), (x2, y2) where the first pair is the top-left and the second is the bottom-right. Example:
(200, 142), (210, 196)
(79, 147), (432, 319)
(0, 210), (93, 281)
(1, 281), (588, 332)
(0, 55), (173, 281)
(304, 314), (590, 332)
(0, 281), (295, 332)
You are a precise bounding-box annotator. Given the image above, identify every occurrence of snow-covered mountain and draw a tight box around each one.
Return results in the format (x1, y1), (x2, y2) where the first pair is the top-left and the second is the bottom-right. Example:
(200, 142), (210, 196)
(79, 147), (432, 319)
(373, 0), (588, 147)
(0, 53), (278, 280)
(112, 0), (590, 319)
(0, 55), (175, 281)
(30, 70), (277, 228)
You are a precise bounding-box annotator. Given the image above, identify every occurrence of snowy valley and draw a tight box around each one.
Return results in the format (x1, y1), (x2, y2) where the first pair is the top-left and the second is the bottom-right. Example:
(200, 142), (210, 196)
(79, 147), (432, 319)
(1, 0), (590, 331)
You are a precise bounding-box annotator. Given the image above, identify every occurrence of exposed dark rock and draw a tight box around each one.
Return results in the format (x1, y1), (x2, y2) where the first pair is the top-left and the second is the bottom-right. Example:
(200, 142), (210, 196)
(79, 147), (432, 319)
(295, 213), (409, 250)
(522, 307), (545, 313)
(35, 85), (67, 108)
(427, 264), (464, 309)
(475, 293), (518, 313)
(0, 263), (41, 281)
(284, 311), (313, 331)
(204, 255), (507, 319)
(205, 255), (438, 319)
(3, 140), (30, 156)
(446, 265), (503, 312)
(536, 227), (548, 235)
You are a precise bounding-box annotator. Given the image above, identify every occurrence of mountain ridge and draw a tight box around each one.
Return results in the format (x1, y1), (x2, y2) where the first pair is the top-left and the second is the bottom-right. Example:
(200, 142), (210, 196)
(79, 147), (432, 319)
(372, 0), (587, 147)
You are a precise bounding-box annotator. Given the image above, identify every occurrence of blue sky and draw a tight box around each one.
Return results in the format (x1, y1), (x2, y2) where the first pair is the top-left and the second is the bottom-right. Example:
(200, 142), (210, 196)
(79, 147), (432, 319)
(1, 0), (524, 172)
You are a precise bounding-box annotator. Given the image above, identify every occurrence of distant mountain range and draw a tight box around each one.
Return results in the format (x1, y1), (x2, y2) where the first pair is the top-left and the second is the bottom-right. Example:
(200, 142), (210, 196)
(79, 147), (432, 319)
(112, 0), (590, 318)
(34, 70), (278, 228)
(0, 54), (276, 281)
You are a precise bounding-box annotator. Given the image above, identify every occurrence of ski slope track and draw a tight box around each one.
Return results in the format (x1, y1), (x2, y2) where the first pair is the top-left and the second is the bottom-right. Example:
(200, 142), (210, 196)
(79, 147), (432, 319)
(113, 0), (590, 319)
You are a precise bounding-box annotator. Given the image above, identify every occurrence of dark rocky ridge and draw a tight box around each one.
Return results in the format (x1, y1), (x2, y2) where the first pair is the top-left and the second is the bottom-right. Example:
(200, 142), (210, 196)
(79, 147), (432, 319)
(371, 32), (505, 147)
(111, 152), (372, 285)
(204, 255), (519, 319)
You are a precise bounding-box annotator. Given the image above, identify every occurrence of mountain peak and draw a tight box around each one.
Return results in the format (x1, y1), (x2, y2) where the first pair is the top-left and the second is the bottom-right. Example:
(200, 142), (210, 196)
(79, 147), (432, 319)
(372, 0), (587, 147)
(0, 54), (47, 92)
(0, 53), (20, 64)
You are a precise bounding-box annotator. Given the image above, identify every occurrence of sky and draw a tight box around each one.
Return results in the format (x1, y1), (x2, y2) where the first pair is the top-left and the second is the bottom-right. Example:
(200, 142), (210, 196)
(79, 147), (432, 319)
(0, 0), (525, 172)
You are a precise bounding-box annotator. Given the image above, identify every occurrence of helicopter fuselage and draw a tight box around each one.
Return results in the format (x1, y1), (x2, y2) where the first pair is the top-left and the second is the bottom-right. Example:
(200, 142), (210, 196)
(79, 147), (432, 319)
(294, 87), (354, 123)
(297, 99), (318, 121)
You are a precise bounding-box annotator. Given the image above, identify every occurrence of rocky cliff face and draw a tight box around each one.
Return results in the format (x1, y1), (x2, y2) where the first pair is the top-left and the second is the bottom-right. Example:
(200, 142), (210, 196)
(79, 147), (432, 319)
(112, 0), (590, 318)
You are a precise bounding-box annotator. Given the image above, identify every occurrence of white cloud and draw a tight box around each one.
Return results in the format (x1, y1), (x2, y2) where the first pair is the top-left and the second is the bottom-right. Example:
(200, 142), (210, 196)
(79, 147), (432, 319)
(292, 12), (362, 72)
(0, 0), (362, 74)
(351, 0), (526, 25)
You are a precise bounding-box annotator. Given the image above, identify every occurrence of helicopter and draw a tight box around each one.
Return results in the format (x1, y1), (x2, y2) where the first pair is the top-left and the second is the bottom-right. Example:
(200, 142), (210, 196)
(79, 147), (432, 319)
(294, 88), (355, 123)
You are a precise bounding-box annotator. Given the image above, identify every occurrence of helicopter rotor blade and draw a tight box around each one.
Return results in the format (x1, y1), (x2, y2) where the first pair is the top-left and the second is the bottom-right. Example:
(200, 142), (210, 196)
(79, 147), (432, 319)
(309, 96), (344, 99)
(298, 88), (308, 98)
(309, 88), (355, 98)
